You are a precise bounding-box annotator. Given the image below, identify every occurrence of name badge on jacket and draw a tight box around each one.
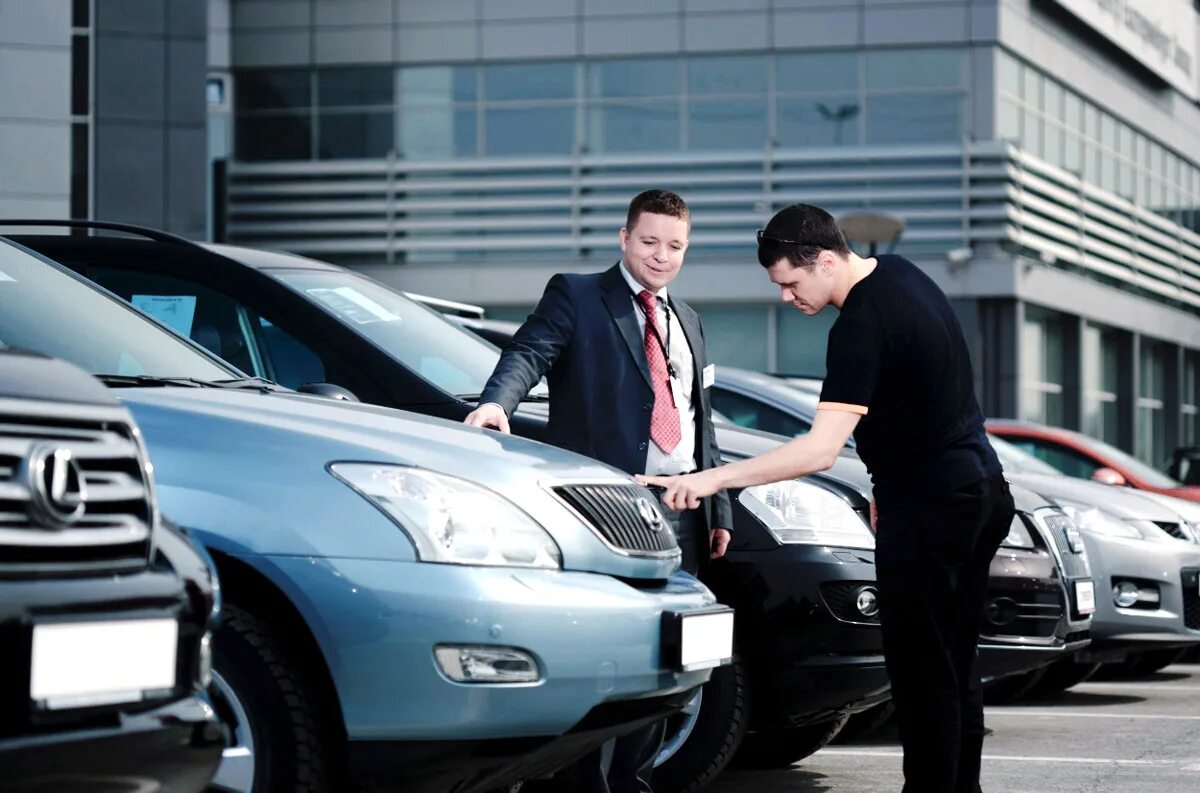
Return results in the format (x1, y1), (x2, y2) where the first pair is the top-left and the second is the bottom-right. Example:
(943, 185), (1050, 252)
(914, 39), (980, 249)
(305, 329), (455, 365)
(702, 364), (715, 389)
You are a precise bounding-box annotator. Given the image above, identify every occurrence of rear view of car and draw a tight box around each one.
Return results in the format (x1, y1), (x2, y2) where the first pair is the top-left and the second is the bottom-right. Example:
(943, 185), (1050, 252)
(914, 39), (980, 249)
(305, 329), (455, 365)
(0, 349), (222, 792)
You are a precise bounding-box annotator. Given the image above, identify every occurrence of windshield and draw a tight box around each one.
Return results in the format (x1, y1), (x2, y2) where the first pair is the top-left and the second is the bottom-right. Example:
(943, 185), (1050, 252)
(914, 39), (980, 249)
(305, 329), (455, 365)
(1074, 432), (1184, 488)
(0, 240), (235, 380)
(271, 268), (547, 399)
(989, 435), (1063, 476)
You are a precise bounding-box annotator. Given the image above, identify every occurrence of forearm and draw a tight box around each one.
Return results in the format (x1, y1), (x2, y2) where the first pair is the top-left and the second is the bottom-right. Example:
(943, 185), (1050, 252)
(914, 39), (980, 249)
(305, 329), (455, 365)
(711, 434), (839, 490)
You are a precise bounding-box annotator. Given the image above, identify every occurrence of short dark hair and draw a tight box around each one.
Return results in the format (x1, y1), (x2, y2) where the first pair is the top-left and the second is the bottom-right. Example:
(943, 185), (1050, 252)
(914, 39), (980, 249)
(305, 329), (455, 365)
(625, 189), (690, 231)
(756, 203), (850, 269)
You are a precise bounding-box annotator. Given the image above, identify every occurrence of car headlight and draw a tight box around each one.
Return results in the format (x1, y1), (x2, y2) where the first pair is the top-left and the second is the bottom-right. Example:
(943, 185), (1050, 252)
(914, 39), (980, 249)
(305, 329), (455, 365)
(330, 464), (562, 569)
(1001, 515), (1036, 549)
(739, 479), (874, 550)
(1056, 500), (1145, 540)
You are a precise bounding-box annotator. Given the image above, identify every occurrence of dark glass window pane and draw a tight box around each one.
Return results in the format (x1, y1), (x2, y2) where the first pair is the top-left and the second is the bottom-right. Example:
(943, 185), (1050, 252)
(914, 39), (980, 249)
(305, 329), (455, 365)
(318, 67), (393, 107)
(485, 106), (574, 155)
(586, 101), (680, 153)
(1009, 439), (1102, 479)
(484, 62), (574, 101)
(237, 70), (311, 111)
(236, 114), (312, 161)
(317, 112), (394, 159)
(688, 99), (767, 150)
(866, 93), (962, 144)
(710, 388), (811, 437)
(71, 35), (89, 115)
(70, 123), (88, 220)
(778, 97), (860, 146)
(73, 0), (89, 27)
(400, 106), (477, 159)
(866, 48), (965, 90)
(688, 55), (767, 95)
(776, 51), (858, 94)
(586, 58), (679, 98)
(400, 65), (477, 104)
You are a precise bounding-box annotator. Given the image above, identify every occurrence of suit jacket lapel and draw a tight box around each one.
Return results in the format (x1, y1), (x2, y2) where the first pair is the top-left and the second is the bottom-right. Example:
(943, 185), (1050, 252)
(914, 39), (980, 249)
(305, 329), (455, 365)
(600, 264), (653, 389)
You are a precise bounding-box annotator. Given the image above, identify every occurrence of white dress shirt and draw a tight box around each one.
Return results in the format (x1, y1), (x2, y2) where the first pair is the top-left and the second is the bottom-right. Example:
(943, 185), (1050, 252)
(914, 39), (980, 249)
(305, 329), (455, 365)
(618, 264), (698, 476)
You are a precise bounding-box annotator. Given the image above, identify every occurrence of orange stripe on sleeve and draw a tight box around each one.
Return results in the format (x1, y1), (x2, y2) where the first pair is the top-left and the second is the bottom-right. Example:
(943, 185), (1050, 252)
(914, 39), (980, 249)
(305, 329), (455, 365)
(817, 401), (869, 416)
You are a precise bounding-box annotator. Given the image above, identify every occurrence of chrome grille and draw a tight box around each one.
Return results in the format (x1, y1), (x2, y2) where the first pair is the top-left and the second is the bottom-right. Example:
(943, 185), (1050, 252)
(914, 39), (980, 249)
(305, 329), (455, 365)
(0, 399), (153, 577)
(552, 484), (678, 555)
(1037, 510), (1090, 580)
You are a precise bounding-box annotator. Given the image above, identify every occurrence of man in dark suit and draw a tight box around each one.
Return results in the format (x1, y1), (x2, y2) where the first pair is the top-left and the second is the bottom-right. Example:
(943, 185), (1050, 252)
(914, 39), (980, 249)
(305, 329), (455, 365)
(465, 188), (732, 791)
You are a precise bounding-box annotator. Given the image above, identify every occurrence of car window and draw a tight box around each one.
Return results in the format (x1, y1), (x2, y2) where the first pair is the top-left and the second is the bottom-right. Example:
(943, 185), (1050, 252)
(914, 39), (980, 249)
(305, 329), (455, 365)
(1071, 432), (1183, 488)
(988, 435), (1063, 476)
(1005, 437), (1102, 480)
(710, 387), (811, 437)
(89, 267), (263, 376)
(0, 240), (233, 379)
(254, 317), (326, 389)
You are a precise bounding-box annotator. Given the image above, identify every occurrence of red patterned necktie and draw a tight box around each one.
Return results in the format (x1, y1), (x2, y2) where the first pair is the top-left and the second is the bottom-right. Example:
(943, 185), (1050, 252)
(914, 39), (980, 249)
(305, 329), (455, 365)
(637, 290), (681, 454)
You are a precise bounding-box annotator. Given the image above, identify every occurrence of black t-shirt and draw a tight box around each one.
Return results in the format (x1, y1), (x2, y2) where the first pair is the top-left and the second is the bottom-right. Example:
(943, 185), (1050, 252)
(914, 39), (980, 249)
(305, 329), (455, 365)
(818, 254), (1001, 500)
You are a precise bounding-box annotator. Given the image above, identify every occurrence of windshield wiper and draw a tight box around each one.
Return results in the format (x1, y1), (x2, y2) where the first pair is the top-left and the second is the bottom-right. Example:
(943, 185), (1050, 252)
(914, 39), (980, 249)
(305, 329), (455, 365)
(95, 374), (283, 391)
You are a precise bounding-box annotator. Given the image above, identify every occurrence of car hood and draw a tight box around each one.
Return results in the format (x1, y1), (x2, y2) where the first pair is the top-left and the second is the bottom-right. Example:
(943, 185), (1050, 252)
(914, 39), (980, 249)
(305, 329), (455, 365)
(118, 388), (683, 577)
(1006, 471), (1189, 523)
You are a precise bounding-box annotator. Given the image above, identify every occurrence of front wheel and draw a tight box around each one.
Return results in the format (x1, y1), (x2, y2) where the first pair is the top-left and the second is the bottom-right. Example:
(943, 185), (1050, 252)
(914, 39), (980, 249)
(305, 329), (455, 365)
(207, 604), (339, 793)
(734, 714), (849, 769)
(982, 667), (1046, 704)
(653, 657), (750, 793)
(1028, 657), (1100, 698)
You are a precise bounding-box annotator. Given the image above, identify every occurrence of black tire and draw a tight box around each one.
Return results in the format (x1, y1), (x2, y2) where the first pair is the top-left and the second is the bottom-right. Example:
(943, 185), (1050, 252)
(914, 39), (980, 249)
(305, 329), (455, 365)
(653, 657), (750, 793)
(983, 667), (1046, 705)
(834, 701), (895, 744)
(208, 604), (339, 793)
(1028, 658), (1100, 697)
(734, 714), (849, 769)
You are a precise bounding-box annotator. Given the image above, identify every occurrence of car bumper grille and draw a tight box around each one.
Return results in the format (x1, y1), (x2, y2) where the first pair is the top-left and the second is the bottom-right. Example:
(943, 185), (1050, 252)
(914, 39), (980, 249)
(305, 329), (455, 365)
(1182, 568), (1200, 631)
(551, 484), (678, 555)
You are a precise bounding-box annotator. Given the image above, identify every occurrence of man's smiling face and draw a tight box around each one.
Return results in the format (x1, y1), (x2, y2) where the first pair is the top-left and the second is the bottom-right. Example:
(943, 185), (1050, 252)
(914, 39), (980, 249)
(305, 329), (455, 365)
(620, 212), (690, 292)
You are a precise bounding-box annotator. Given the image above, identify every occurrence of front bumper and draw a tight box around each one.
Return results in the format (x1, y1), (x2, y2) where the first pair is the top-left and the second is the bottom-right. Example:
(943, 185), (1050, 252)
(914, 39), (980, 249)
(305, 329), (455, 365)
(260, 556), (720, 741)
(0, 695), (223, 793)
(710, 544), (889, 729)
(1076, 533), (1200, 661)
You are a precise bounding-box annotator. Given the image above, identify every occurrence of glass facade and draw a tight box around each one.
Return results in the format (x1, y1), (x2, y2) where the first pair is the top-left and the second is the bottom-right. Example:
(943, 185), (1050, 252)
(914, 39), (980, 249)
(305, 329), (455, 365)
(997, 50), (1200, 232)
(1136, 339), (1167, 467)
(1020, 306), (1066, 427)
(234, 48), (969, 162)
(1082, 324), (1121, 444)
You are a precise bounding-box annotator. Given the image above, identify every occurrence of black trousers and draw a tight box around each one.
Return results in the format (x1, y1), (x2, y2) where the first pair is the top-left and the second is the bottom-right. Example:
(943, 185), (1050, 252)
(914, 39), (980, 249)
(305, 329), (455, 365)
(874, 474), (1014, 793)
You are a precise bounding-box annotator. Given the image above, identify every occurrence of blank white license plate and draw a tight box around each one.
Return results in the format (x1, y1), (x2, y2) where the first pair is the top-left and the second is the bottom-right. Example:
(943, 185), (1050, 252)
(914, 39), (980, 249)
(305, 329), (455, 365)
(30, 619), (178, 710)
(1075, 581), (1096, 615)
(679, 611), (734, 671)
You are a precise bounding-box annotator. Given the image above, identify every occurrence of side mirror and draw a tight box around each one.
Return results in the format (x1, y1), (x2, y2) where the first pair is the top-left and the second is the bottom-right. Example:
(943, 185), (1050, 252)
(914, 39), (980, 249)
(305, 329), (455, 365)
(1091, 467), (1127, 486)
(297, 382), (359, 402)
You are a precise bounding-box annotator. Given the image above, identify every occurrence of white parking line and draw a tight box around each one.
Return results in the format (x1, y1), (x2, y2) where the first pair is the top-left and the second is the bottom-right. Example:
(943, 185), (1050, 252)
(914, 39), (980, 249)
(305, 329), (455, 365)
(1072, 682), (1200, 693)
(817, 749), (1165, 766)
(986, 709), (1200, 721)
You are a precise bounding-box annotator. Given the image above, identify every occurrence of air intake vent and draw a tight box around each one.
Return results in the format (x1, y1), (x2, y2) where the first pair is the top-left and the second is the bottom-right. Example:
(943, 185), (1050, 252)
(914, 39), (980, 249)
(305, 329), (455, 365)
(1153, 521), (1189, 541)
(552, 484), (678, 555)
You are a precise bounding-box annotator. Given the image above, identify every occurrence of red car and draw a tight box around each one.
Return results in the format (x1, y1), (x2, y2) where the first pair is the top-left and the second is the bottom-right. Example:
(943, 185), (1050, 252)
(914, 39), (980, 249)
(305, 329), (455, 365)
(987, 420), (1200, 503)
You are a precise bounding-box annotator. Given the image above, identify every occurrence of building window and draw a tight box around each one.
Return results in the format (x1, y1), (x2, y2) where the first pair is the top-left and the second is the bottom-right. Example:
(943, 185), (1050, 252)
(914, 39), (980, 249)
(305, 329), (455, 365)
(1136, 339), (1167, 467)
(776, 306), (838, 377)
(398, 65), (478, 159)
(1083, 324), (1121, 444)
(693, 305), (770, 373)
(1183, 351), (1198, 447)
(1021, 306), (1066, 427)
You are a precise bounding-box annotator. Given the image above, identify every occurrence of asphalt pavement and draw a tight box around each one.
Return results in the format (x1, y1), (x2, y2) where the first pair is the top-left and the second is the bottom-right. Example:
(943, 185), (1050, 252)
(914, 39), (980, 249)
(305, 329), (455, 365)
(712, 660), (1200, 793)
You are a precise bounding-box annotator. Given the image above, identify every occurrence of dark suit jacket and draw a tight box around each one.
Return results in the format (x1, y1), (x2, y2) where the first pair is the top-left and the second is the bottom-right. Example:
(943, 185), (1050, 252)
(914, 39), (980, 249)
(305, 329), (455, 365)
(479, 263), (734, 533)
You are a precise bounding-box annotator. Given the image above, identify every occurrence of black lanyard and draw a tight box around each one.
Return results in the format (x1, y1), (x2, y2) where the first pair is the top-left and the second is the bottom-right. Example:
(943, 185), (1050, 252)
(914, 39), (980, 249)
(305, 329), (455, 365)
(638, 295), (677, 379)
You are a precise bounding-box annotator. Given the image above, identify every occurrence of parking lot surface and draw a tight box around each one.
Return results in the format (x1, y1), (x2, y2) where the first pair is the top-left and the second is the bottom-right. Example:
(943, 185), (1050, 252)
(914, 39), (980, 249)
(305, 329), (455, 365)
(711, 661), (1200, 793)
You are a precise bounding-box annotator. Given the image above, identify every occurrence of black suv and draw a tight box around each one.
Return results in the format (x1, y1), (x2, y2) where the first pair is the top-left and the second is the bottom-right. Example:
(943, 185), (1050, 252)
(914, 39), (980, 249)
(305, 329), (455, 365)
(0, 348), (222, 791)
(11, 222), (891, 792)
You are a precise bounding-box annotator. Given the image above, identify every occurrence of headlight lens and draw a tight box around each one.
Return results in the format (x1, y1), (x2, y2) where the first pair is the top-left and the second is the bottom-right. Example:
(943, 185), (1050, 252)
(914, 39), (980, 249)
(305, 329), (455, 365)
(1001, 515), (1036, 549)
(739, 480), (874, 550)
(1057, 500), (1145, 540)
(330, 464), (562, 569)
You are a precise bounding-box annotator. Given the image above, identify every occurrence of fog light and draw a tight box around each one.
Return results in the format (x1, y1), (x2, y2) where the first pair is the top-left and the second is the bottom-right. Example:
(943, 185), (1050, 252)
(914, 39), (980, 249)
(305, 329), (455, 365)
(434, 645), (539, 684)
(1113, 581), (1139, 608)
(855, 586), (880, 618)
(198, 632), (213, 689)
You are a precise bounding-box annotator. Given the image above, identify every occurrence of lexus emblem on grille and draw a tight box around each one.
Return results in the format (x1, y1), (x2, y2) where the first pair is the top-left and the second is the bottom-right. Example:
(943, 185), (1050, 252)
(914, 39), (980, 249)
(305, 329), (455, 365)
(636, 497), (666, 532)
(26, 445), (87, 528)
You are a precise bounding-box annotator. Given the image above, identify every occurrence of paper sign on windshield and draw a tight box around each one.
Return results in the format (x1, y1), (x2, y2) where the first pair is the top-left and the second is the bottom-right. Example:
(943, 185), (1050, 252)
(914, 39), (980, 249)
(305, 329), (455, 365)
(131, 294), (197, 337)
(307, 287), (401, 324)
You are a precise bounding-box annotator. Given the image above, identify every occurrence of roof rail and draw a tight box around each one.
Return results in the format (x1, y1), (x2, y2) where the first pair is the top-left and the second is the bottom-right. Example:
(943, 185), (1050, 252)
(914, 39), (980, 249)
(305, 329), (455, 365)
(0, 219), (202, 250)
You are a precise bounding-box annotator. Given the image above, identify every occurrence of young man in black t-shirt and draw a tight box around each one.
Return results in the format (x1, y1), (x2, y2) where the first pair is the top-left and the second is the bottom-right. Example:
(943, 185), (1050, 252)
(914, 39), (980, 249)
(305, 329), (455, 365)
(642, 203), (1013, 793)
